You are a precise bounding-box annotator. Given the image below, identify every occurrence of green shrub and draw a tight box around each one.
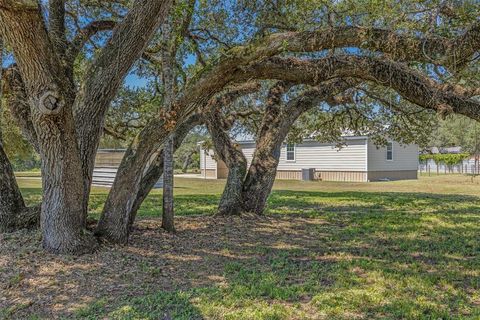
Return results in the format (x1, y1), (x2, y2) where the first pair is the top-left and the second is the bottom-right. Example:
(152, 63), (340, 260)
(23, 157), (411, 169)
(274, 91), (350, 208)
(419, 153), (470, 166)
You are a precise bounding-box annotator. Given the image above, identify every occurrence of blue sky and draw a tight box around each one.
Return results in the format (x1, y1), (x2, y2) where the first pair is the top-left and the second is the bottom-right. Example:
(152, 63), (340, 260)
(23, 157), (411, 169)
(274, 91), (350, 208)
(125, 73), (150, 88)
(124, 53), (197, 89)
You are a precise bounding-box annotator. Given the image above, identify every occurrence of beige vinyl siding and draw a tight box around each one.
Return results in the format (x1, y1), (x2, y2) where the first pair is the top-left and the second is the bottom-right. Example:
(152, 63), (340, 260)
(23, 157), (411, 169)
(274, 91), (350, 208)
(239, 142), (256, 168)
(199, 149), (217, 170)
(200, 148), (219, 178)
(367, 140), (419, 171)
(276, 139), (368, 172)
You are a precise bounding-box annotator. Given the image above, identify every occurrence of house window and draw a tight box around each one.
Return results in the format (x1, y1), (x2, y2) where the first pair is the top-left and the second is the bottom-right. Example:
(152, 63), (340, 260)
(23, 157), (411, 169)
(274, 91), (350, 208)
(286, 143), (296, 161)
(386, 142), (393, 161)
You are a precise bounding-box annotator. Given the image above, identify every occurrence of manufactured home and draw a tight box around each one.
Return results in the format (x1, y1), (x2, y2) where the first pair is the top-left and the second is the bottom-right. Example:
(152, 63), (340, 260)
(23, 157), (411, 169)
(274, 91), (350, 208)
(200, 137), (419, 182)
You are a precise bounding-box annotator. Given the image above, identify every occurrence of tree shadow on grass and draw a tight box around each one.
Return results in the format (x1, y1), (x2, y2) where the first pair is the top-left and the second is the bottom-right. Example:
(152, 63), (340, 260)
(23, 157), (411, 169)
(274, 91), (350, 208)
(87, 193), (222, 219)
(3, 189), (480, 319)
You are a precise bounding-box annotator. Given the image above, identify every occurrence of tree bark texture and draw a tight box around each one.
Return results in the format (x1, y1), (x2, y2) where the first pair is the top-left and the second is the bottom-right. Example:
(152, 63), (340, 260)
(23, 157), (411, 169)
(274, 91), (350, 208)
(0, 0), (173, 253)
(96, 120), (168, 243)
(204, 111), (247, 215)
(161, 26), (176, 232)
(201, 82), (263, 215)
(240, 82), (293, 214)
(2, 66), (40, 153)
(0, 5), (95, 253)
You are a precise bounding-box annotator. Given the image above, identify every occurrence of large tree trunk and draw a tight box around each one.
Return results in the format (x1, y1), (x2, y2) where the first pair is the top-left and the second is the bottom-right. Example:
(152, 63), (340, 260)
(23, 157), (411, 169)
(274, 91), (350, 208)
(242, 137), (284, 214)
(97, 113), (201, 243)
(36, 105), (97, 254)
(243, 132), (285, 210)
(218, 154), (248, 215)
(240, 82), (292, 214)
(72, 0), (174, 222)
(205, 112), (247, 215)
(0, 8), (95, 253)
(96, 120), (169, 243)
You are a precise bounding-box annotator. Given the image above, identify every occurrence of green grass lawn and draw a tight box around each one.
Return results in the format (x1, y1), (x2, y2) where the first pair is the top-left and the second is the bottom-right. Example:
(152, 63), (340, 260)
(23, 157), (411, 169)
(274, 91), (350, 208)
(5, 174), (480, 319)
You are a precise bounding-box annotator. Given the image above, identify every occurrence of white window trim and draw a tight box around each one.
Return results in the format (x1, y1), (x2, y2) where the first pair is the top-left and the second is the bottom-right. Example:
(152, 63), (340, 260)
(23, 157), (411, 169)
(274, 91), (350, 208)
(286, 143), (296, 162)
(386, 141), (394, 161)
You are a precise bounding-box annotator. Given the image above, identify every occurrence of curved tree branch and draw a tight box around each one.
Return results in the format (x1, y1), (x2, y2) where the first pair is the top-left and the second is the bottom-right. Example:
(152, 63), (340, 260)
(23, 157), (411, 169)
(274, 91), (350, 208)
(279, 24), (480, 70)
(205, 23), (480, 79)
(66, 20), (116, 64)
(246, 56), (480, 120)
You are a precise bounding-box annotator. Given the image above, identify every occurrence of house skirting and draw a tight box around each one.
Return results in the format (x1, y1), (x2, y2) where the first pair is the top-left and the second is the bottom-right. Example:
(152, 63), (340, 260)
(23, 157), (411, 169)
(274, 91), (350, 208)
(209, 168), (417, 182)
(277, 170), (417, 182)
(275, 170), (367, 182)
(276, 170), (303, 180)
(314, 171), (367, 182)
(367, 170), (417, 181)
